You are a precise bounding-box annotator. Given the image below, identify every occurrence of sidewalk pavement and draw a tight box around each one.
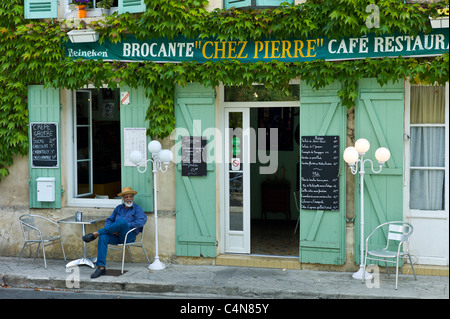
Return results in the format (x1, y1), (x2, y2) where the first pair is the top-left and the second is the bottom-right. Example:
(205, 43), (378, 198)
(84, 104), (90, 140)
(1, 256), (448, 299)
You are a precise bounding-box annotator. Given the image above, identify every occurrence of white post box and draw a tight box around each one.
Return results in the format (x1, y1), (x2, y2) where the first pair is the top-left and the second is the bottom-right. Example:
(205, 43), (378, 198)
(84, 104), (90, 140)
(36, 177), (56, 202)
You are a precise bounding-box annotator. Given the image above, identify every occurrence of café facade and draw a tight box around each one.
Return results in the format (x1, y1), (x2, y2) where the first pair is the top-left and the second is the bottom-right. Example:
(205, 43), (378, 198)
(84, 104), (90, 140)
(0, 0), (448, 274)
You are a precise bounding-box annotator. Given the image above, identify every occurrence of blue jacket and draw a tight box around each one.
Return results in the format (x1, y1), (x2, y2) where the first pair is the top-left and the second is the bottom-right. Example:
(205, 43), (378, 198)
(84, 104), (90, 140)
(105, 203), (147, 234)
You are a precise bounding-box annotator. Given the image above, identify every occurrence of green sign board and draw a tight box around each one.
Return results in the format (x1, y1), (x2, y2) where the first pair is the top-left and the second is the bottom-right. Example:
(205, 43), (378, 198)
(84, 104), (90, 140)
(65, 29), (449, 63)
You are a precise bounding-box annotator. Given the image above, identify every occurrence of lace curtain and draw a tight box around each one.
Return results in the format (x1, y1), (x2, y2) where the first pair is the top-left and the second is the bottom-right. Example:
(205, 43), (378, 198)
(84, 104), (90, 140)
(410, 85), (445, 210)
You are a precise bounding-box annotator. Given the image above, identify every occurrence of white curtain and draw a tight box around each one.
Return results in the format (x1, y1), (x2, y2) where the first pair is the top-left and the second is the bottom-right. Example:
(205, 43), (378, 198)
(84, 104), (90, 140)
(410, 86), (445, 210)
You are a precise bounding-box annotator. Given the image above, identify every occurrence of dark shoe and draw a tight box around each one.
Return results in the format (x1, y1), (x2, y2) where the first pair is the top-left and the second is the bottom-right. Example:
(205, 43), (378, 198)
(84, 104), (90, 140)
(82, 233), (96, 243)
(91, 267), (107, 279)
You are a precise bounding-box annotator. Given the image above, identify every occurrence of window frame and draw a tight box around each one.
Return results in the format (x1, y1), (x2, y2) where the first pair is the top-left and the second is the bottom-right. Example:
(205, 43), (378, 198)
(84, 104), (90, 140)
(404, 81), (449, 219)
(62, 0), (119, 19)
(64, 88), (122, 208)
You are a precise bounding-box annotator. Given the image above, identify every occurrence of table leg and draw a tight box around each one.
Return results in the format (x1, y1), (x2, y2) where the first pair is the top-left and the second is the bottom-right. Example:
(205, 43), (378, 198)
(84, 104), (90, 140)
(66, 224), (96, 268)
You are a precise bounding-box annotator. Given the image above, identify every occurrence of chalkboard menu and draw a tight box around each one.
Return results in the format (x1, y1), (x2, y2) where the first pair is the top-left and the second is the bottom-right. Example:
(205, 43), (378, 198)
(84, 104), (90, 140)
(30, 122), (59, 168)
(301, 136), (339, 211)
(181, 136), (207, 176)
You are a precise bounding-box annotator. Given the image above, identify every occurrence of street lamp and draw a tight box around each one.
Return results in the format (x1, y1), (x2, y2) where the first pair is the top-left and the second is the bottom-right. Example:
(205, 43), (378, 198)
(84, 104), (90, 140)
(343, 138), (391, 281)
(129, 140), (173, 270)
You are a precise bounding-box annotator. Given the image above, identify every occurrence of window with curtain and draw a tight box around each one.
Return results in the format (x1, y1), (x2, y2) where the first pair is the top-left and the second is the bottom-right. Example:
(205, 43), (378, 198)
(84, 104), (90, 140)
(410, 85), (446, 210)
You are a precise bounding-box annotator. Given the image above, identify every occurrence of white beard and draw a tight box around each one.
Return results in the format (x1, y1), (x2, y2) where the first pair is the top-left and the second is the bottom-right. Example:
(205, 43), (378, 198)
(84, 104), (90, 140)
(124, 201), (133, 208)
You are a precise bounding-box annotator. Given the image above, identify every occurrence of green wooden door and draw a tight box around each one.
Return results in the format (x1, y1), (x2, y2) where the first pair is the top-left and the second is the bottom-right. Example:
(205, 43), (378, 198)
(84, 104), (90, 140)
(28, 85), (61, 208)
(120, 86), (153, 211)
(175, 83), (217, 257)
(354, 79), (404, 264)
(299, 81), (347, 265)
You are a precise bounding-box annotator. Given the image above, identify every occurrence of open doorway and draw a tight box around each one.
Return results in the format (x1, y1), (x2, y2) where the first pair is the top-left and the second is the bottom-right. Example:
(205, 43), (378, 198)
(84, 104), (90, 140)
(249, 107), (300, 257)
(223, 83), (301, 256)
(74, 88), (121, 199)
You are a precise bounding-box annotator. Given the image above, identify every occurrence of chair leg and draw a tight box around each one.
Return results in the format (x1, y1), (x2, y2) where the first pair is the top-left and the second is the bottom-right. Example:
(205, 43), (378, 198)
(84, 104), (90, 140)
(121, 245), (127, 274)
(34, 242), (41, 260)
(126, 246), (134, 263)
(395, 258), (400, 290)
(18, 243), (27, 266)
(408, 254), (417, 280)
(141, 244), (150, 264)
(385, 259), (390, 276)
(41, 241), (47, 269)
(60, 238), (66, 262)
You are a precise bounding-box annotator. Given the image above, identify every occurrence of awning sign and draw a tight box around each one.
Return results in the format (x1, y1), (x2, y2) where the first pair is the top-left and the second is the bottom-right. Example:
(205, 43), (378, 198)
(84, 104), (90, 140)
(65, 29), (449, 63)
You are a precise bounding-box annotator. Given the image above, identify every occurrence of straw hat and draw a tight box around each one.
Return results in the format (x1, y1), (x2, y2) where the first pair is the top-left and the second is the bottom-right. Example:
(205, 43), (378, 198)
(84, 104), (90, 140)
(118, 186), (138, 197)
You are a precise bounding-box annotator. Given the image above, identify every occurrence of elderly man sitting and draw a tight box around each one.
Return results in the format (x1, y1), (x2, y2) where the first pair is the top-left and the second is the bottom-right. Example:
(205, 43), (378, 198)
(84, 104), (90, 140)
(82, 186), (147, 279)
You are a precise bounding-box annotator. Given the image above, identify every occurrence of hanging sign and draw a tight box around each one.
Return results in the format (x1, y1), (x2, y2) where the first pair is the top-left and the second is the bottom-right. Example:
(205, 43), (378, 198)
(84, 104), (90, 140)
(65, 29), (448, 63)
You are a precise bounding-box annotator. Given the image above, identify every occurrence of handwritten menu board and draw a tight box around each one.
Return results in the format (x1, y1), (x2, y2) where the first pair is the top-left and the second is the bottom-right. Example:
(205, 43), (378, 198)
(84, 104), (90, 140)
(301, 136), (339, 211)
(181, 136), (207, 176)
(30, 122), (59, 168)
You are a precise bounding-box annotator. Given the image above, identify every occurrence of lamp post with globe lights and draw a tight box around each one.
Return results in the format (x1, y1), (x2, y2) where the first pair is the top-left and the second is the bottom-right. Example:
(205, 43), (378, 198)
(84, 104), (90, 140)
(343, 138), (391, 281)
(129, 140), (173, 270)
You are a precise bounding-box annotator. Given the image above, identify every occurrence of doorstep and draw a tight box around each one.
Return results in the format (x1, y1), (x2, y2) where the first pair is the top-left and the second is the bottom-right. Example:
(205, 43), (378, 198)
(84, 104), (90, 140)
(402, 264), (449, 277)
(215, 254), (301, 270)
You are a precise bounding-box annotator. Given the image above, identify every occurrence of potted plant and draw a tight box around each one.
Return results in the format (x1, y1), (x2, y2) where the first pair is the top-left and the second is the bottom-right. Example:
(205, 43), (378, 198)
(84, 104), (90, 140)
(71, 0), (92, 18)
(96, 0), (114, 15)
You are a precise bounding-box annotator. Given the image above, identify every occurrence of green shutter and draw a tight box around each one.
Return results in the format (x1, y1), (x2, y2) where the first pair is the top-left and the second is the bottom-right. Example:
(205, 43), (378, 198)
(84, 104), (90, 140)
(256, 0), (294, 6)
(118, 0), (146, 14)
(299, 81), (347, 265)
(354, 78), (404, 264)
(120, 86), (153, 211)
(28, 86), (61, 208)
(224, 0), (251, 9)
(175, 83), (217, 257)
(24, 0), (58, 19)
(224, 0), (293, 9)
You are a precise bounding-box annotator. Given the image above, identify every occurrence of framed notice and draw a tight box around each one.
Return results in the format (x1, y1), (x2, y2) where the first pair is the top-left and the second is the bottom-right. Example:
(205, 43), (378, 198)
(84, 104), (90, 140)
(30, 122), (59, 168)
(301, 136), (339, 211)
(123, 127), (147, 166)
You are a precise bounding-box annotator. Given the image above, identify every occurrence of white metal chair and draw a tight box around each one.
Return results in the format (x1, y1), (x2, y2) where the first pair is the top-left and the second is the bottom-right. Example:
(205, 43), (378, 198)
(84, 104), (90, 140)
(18, 214), (66, 269)
(108, 226), (150, 273)
(293, 191), (300, 234)
(364, 221), (417, 289)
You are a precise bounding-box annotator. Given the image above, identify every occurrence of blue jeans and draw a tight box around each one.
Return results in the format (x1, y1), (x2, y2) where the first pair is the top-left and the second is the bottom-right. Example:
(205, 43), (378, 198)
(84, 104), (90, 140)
(96, 219), (136, 267)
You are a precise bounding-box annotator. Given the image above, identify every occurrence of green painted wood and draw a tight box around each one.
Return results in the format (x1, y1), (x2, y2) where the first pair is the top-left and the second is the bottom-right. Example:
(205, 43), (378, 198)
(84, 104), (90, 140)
(24, 0), (58, 19)
(28, 86), (61, 208)
(224, 0), (251, 9)
(120, 86), (153, 211)
(118, 0), (146, 14)
(224, 0), (293, 9)
(354, 78), (404, 265)
(299, 81), (347, 265)
(175, 84), (217, 257)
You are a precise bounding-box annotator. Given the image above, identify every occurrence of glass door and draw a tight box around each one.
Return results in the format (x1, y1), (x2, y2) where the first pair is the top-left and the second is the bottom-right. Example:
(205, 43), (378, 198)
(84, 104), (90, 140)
(224, 108), (250, 253)
(74, 90), (93, 198)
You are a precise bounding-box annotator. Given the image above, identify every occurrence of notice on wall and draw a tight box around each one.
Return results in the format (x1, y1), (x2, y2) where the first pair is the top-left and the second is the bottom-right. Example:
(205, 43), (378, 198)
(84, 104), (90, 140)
(30, 122), (59, 168)
(123, 127), (147, 166)
(301, 136), (339, 211)
(182, 136), (207, 176)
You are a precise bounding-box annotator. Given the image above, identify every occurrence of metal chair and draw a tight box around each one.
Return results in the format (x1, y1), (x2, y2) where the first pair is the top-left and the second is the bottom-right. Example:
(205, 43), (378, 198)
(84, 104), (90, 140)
(18, 214), (66, 269)
(364, 221), (417, 289)
(293, 191), (300, 234)
(108, 226), (150, 273)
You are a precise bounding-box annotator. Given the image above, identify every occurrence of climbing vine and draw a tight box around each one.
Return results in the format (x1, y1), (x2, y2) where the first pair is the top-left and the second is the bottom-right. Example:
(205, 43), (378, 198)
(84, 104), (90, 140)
(0, 0), (449, 180)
